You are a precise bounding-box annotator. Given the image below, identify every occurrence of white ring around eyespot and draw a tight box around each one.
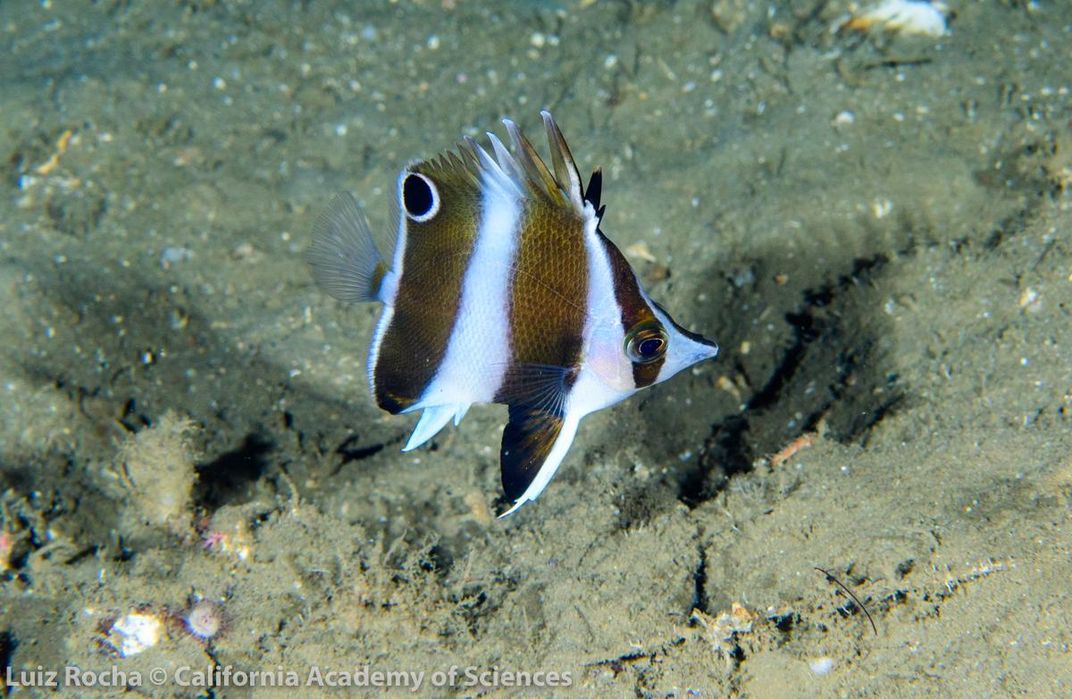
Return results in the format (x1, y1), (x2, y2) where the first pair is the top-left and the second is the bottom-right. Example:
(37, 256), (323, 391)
(401, 172), (440, 223)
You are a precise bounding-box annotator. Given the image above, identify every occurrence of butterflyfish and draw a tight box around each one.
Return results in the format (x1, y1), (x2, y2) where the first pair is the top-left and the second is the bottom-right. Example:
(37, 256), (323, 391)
(308, 112), (718, 516)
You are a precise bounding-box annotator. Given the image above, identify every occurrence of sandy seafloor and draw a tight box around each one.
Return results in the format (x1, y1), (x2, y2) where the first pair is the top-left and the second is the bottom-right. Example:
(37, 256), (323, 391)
(1, 0), (1071, 696)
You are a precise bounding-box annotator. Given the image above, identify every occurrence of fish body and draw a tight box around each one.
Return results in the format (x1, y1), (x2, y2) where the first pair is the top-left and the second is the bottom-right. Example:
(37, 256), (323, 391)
(308, 112), (718, 515)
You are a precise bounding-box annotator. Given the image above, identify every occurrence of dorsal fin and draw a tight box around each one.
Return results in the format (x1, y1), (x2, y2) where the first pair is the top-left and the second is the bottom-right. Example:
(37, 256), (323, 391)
(502, 118), (563, 205)
(540, 110), (584, 209)
(494, 113), (588, 217)
(583, 168), (604, 221)
(409, 115), (599, 211)
(418, 146), (481, 190)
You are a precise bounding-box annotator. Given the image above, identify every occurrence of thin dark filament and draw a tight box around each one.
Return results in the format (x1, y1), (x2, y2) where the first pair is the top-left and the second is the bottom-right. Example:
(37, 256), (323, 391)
(815, 567), (878, 636)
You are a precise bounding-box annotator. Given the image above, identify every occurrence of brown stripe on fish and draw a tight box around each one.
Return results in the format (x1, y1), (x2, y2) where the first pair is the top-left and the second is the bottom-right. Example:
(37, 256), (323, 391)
(372, 148), (483, 413)
(496, 176), (588, 405)
(597, 231), (666, 388)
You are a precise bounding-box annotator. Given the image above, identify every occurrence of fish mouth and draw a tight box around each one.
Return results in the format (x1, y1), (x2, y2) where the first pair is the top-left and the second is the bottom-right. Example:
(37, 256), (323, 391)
(652, 301), (719, 358)
(680, 335), (719, 368)
(692, 340), (720, 362)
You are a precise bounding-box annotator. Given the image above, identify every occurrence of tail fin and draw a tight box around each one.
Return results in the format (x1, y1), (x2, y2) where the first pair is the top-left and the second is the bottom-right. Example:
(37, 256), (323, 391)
(307, 192), (386, 303)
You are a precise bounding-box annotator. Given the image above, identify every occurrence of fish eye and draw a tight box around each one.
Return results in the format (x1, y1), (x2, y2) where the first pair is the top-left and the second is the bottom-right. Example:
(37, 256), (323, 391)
(402, 172), (439, 222)
(625, 322), (668, 364)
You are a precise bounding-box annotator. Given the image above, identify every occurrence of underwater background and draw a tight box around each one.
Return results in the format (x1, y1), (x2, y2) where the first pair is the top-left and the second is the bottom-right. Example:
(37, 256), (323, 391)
(1, 1), (1070, 695)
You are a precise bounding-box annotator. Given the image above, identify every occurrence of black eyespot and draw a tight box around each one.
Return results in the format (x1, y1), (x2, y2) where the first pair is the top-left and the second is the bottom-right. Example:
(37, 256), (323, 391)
(402, 172), (439, 222)
(624, 321), (668, 364)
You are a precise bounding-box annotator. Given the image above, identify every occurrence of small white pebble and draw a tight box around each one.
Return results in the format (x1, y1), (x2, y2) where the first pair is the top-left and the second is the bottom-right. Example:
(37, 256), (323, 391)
(1018, 287), (1042, 313)
(232, 242), (256, 260)
(160, 246), (193, 268)
(850, 0), (949, 37)
(109, 613), (163, 657)
(810, 657), (835, 675)
(833, 110), (855, 126)
(871, 198), (893, 219)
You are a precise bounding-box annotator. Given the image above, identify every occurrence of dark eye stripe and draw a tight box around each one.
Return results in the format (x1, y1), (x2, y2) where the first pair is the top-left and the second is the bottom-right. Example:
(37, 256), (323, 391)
(596, 231), (665, 387)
